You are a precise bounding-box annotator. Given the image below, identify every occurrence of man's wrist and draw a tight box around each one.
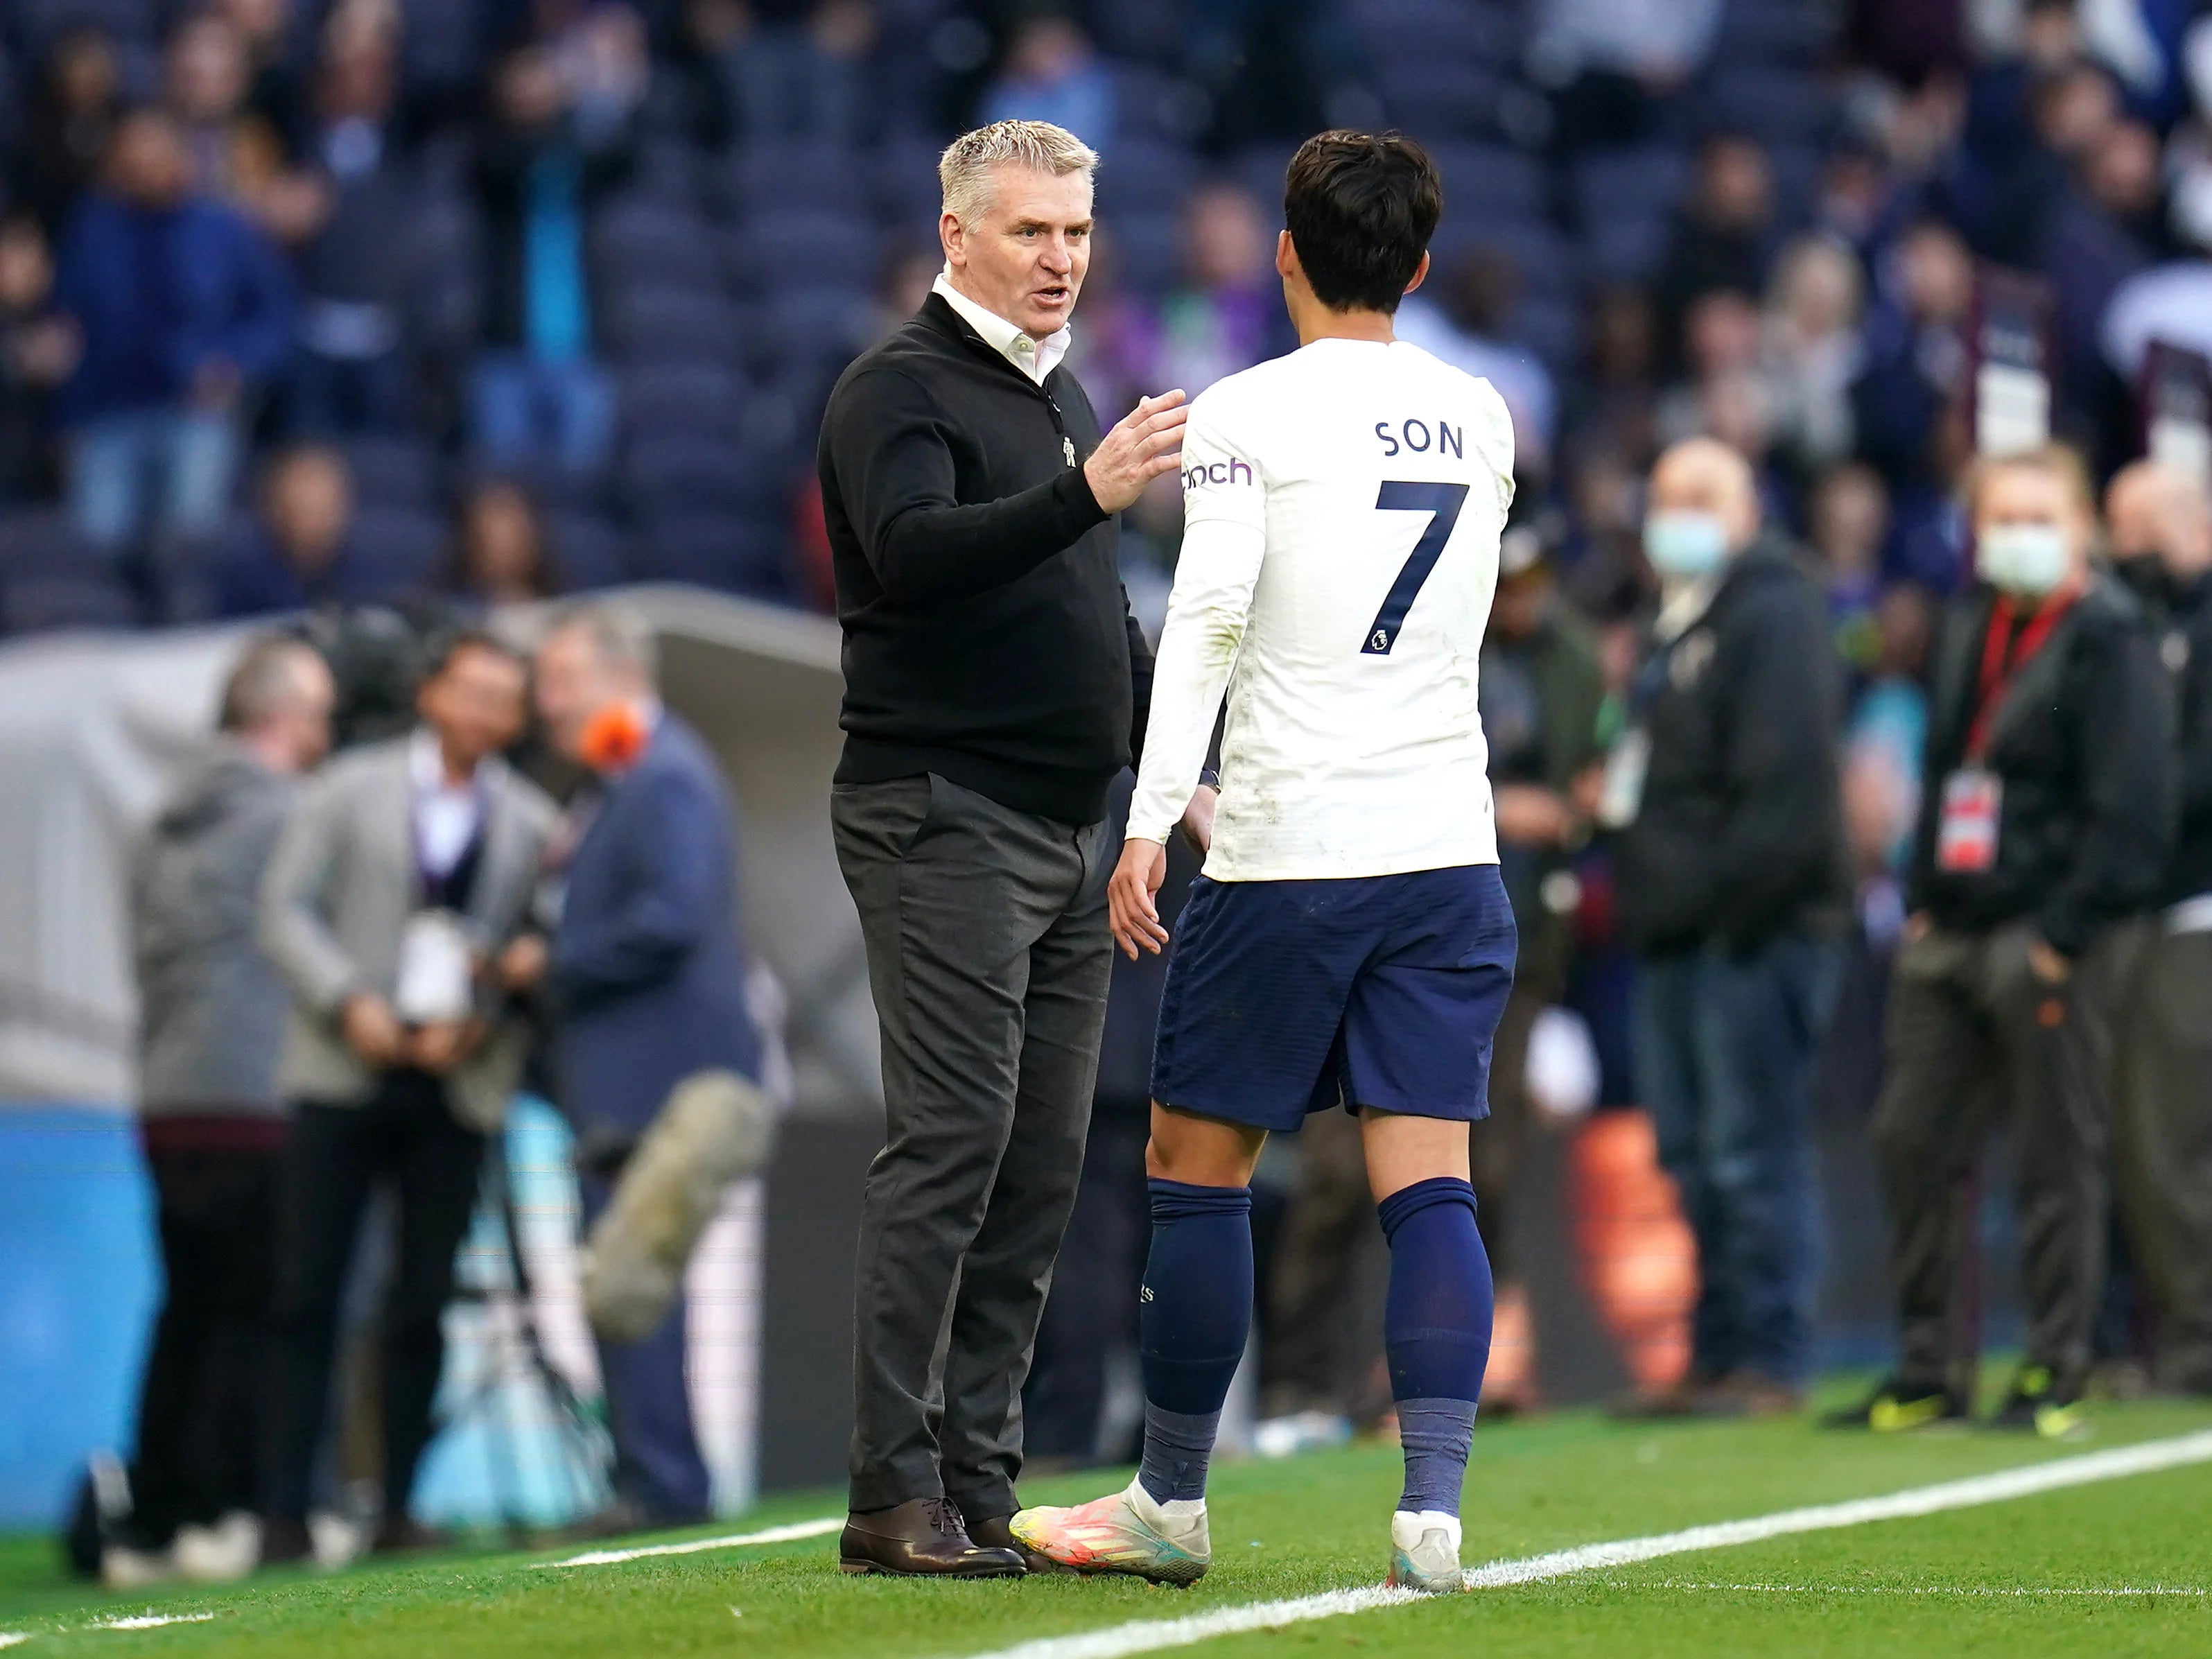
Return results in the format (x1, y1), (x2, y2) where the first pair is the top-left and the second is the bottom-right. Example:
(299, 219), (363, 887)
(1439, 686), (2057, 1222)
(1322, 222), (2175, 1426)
(1197, 767), (1221, 792)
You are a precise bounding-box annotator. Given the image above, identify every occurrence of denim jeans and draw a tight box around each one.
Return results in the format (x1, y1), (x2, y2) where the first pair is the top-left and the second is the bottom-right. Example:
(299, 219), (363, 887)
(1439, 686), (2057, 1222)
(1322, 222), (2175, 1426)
(1634, 933), (1841, 1385)
(469, 354), (615, 474)
(68, 406), (239, 554)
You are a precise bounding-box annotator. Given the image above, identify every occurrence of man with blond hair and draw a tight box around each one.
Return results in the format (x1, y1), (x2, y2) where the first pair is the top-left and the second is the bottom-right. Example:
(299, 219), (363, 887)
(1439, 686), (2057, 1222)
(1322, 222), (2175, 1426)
(1842, 445), (2172, 1437)
(817, 119), (1201, 1577)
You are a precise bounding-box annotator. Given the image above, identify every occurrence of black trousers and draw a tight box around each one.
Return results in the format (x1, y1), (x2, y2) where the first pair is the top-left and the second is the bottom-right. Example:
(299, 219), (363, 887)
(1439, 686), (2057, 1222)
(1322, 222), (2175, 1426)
(127, 1140), (282, 1543)
(833, 773), (1112, 1518)
(2114, 926), (2212, 1390)
(264, 1072), (487, 1522)
(1872, 923), (2136, 1396)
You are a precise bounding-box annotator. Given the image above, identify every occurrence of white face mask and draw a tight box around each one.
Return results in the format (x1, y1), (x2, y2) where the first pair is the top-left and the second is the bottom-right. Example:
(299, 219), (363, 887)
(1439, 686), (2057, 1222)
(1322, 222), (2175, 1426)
(1976, 522), (2072, 597)
(1644, 510), (1731, 579)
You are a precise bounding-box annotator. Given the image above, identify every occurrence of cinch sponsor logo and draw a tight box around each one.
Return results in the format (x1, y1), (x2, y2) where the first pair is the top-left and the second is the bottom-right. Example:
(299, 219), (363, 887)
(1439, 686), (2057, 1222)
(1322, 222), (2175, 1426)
(1181, 458), (1254, 490)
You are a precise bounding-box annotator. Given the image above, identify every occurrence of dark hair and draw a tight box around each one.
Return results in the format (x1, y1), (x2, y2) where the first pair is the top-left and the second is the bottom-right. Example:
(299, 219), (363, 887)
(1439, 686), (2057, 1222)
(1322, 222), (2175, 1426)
(421, 624), (526, 684)
(1282, 130), (1441, 315)
(446, 478), (563, 601)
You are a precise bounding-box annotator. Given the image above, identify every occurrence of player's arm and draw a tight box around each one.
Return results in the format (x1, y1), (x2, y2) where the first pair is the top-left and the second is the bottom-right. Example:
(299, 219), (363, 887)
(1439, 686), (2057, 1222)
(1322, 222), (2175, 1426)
(1111, 404), (1266, 959)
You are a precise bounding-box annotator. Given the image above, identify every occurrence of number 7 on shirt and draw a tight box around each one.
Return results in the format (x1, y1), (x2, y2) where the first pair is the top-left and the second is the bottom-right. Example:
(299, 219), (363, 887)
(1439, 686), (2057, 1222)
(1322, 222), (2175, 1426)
(1362, 481), (1470, 656)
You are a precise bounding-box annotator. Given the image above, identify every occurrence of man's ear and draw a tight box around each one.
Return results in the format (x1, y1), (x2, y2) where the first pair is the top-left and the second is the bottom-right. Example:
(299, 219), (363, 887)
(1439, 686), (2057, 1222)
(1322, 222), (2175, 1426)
(1274, 228), (1298, 282)
(1403, 250), (1430, 297)
(941, 209), (966, 270)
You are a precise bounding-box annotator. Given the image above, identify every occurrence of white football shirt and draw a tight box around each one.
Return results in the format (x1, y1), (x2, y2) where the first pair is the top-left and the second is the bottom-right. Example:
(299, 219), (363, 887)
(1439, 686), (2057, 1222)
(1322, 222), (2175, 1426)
(1126, 337), (1515, 880)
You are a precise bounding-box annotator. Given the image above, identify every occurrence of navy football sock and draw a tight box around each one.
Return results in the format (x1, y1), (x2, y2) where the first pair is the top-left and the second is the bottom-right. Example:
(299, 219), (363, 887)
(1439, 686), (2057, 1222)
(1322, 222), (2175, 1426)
(1135, 1179), (1253, 1504)
(1378, 1176), (1492, 1518)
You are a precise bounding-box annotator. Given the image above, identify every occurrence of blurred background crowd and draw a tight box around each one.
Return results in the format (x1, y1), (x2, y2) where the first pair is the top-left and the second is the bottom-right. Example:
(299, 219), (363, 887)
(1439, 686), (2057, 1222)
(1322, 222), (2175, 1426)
(0, 0), (2206, 633)
(6, 0), (2212, 1583)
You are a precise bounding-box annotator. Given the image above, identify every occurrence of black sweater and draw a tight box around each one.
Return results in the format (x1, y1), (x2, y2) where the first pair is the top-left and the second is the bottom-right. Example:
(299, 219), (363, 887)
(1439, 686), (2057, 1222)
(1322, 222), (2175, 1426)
(817, 293), (1153, 825)
(1906, 574), (2173, 955)
(1612, 541), (1852, 956)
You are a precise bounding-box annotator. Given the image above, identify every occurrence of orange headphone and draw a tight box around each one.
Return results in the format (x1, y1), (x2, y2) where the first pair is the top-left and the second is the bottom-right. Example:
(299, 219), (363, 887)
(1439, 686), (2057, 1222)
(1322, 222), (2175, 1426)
(577, 700), (652, 772)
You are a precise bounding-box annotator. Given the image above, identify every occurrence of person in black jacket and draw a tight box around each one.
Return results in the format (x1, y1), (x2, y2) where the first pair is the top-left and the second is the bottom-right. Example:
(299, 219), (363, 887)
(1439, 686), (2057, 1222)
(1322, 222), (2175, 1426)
(1845, 445), (2174, 1437)
(817, 119), (1196, 1578)
(1608, 437), (1850, 1417)
(2104, 460), (2212, 1395)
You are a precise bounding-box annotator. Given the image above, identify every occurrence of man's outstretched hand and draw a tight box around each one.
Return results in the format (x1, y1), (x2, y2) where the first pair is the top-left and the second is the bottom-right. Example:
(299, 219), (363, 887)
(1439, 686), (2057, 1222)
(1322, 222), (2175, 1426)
(1084, 390), (1188, 514)
(1108, 837), (1170, 960)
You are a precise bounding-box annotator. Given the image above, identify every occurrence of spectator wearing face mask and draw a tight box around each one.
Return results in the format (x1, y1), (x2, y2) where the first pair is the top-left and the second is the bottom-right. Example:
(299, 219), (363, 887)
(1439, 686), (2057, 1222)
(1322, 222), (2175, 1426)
(2102, 459), (2212, 1397)
(1603, 437), (1851, 1419)
(1841, 444), (2172, 1439)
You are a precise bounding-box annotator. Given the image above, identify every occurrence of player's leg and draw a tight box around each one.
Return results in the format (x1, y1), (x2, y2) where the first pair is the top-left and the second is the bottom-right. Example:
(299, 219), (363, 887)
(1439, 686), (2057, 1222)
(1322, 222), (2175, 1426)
(1340, 863), (1517, 1593)
(1363, 1109), (1490, 1594)
(1011, 1105), (1264, 1584)
(1016, 874), (1350, 1584)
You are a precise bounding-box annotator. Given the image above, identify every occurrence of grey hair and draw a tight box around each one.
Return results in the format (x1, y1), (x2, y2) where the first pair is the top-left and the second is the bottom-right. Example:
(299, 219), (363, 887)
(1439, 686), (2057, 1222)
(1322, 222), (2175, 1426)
(939, 119), (1099, 226)
(218, 635), (324, 733)
(544, 600), (659, 687)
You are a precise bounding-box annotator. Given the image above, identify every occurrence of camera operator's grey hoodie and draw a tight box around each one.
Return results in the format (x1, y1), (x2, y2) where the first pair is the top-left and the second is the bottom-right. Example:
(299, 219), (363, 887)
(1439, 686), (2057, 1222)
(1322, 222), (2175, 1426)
(132, 747), (299, 1118)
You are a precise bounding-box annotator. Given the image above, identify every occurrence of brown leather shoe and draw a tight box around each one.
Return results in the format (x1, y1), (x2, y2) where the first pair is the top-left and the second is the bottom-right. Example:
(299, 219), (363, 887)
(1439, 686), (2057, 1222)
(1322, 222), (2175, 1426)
(965, 1511), (1068, 1574)
(839, 1498), (1025, 1578)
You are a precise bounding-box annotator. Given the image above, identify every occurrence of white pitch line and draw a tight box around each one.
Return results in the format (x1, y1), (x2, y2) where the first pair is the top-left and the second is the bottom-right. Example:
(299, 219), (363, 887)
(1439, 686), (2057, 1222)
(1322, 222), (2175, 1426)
(960, 1427), (2212, 1659)
(87, 1614), (216, 1631)
(1637, 1580), (2209, 1598)
(0, 1634), (29, 1649)
(534, 1516), (843, 1569)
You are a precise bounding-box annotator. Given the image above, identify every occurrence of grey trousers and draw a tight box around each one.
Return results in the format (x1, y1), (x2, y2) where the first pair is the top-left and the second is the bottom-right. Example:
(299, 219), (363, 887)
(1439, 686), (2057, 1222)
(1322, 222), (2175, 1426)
(833, 774), (1113, 1516)
(2114, 926), (2212, 1390)
(1871, 922), (2139, 1395)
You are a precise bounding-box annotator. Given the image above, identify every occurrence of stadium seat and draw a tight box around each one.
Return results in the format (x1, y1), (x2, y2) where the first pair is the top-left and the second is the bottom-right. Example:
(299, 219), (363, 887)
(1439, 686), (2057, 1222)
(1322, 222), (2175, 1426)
(1428, 141), (1549, 223)
(1712, 0), (1840, 67)
(337, 436), (444, 510)
(1092, 138), (1201, 215)
(1111, 64), (1212, 143)
(728, 212), (882, 297)
(593, 196), (724, 292)
(543, 510), (636, 593)
(869, 136), (950, 229)
(620, 433), (789, 519)
(631, 138), (713, 210)
(1573, 146), (1692, 279)
(0, 573), (141, 634)
(1095, 210), (1181, 293)
(638, 509), (794, 601)
(1699, 66), (1840, 145)
(619, 361), (749, 440)
(1379, 63), (1510, 140)
(347, 503), (449, 599)
(717, 142), (871, 220)
(604, 282), (749, 365)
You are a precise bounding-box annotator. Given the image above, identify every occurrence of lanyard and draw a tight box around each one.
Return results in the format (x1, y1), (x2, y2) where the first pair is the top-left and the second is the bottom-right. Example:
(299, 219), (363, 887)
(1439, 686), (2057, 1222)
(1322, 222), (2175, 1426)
(1967, 586), (2079, 758)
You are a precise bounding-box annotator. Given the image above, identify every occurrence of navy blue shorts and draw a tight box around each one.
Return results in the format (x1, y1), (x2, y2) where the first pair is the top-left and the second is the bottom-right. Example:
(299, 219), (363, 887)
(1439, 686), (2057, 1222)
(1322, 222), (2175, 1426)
(1149, 863), (1519, 1133)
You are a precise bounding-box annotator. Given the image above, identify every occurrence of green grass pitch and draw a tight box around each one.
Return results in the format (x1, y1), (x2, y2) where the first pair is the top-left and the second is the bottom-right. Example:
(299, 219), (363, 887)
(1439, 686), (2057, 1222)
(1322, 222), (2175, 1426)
(4, 1382), (2209, 1658)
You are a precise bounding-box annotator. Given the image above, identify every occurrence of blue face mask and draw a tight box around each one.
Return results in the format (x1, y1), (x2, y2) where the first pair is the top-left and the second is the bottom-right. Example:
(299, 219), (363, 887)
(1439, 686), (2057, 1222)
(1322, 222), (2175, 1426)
(1976, 523), (2071, 598)
(1644, 510), (1730, 579)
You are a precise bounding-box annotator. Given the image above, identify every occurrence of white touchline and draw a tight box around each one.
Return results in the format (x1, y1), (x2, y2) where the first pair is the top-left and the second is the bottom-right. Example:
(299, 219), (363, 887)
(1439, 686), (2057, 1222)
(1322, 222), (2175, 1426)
(957, 1427), (2212, 1659)
(0, 1633), (28, 1649)
(1638, 1581), (2209, 1597)
(87, 1614), (216, 1631)
(534, 1517), (844, 1569)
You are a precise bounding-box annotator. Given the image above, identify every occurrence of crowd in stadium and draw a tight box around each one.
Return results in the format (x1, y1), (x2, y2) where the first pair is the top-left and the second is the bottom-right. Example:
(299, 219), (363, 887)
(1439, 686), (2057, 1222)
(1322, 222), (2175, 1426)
(0, 0), (2204, 633)
(13, 0), (2212, 1591)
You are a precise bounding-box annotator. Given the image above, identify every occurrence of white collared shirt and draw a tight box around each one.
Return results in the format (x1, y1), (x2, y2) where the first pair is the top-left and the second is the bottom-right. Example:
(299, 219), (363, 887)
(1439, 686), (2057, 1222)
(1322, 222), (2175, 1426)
(408, 728), (484, 881)
(932, 272), (1070, 384)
